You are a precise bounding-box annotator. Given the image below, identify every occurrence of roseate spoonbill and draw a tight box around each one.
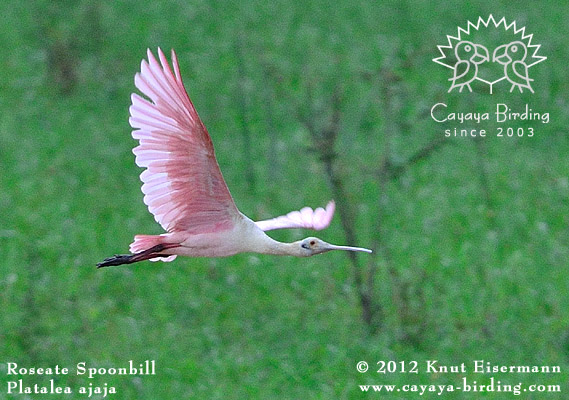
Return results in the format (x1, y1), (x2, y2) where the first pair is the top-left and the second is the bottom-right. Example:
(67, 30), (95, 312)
(97, 48), (371, 268)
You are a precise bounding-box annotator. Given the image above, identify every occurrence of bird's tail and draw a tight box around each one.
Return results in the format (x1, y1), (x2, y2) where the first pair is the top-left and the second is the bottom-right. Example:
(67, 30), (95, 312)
(97, 235), (179, 268)
(129, 234), (175, 255)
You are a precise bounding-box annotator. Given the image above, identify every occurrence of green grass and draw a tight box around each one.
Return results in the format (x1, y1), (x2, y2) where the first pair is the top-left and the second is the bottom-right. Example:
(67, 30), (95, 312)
(1, 0), (569, 398)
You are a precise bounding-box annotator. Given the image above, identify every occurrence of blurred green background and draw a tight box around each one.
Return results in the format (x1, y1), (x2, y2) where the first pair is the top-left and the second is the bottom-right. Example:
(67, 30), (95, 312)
(1, 0), (568, 398)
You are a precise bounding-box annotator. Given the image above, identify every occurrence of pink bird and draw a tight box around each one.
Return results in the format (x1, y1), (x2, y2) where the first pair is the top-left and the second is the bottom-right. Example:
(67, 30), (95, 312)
(97, 49), (371, 268)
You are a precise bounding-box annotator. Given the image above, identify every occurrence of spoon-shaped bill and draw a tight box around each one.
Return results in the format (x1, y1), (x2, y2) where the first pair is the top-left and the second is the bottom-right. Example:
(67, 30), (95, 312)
(327, 244), (373, 253)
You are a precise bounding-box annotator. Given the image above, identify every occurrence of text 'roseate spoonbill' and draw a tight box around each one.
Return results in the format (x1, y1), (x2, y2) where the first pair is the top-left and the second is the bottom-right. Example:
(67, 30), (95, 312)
(97, 48), (371, 268)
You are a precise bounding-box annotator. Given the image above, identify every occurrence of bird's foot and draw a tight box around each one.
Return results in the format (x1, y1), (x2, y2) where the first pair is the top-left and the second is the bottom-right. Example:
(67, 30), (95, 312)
(97, 243), (178, 268)
(97, 254), (135, 268)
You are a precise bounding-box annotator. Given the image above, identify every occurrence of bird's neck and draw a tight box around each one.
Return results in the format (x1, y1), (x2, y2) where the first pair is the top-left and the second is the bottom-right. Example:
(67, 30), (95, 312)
(238, 217), (305, 256)
(259, 237), (304, 256)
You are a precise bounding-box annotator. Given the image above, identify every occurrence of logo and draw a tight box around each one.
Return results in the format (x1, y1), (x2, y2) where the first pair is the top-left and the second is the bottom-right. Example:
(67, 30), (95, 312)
(433, 15), (546, 94)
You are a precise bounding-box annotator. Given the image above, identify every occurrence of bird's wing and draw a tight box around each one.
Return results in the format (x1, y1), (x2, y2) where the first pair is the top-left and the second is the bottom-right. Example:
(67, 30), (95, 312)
(130, 48), (240, 234)
(255, 201), (335, 231)
(449, 60), (470, 83)
(512, 61), (533, 84)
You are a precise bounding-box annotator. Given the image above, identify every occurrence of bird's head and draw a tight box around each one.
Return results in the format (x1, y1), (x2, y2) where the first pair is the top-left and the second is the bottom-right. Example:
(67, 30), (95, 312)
(493, 41), (527, 65)
(296, 237), (372, 257)
(455, 41), (489, 64)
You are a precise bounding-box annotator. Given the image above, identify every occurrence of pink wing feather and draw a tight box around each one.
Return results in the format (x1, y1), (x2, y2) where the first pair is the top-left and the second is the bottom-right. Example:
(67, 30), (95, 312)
(255, 201), (335, 231)
(130, 48), (239, 234)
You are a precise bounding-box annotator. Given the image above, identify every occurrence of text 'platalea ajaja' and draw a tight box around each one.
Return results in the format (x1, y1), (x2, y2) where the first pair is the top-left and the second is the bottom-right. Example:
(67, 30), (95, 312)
(97, 48), (371, 268)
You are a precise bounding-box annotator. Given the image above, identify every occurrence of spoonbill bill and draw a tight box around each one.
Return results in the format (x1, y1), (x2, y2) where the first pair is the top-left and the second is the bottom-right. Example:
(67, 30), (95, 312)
(97, 48), (371, 268)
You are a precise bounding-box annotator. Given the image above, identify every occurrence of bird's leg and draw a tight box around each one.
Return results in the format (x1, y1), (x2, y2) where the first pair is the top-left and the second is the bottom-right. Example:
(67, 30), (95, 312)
(97, 244), (176, 268)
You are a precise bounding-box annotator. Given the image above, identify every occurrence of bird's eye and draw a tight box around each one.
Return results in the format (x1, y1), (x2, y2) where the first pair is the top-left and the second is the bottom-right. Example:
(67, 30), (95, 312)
(310, 240), (316, 246)
(464, 45), (471, 52)
(511, 45), (518, 52)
